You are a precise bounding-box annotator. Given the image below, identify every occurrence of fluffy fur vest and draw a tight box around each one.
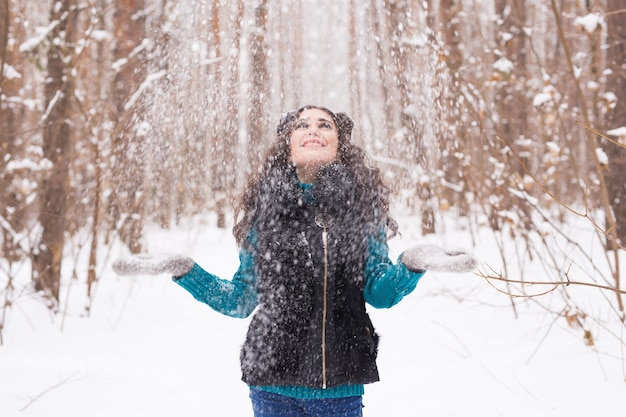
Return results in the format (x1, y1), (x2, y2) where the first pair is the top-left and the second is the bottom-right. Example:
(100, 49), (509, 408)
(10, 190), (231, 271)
(240, 163), (380, 388)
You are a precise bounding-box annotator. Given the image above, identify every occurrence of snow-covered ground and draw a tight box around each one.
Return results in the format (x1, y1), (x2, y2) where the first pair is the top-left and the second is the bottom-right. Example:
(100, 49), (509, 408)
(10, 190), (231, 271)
(1, 214), (624, 416)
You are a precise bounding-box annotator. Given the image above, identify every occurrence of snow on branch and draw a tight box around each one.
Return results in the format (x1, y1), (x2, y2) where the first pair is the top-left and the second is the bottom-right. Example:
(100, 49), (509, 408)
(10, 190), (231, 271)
(607, 126), (626, 144)
(2, 64), (22, 80)
(124, 70), (167, 111)
(19, 21), (60, 53)
(573, 13), (604, 34)
(493, 57), (514, 75)
(40, 90), (64, 123)
(0, 214), (19, 243)
(112, 38), (152, 73)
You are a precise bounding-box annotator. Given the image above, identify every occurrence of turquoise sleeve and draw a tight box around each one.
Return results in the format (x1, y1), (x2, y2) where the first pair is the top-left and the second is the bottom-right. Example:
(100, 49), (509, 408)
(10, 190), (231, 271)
(363, 229), (425, 309)
(173, 247), (258, 318)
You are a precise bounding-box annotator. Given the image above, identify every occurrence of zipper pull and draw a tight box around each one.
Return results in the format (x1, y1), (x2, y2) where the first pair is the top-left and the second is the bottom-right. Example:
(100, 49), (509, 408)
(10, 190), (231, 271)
(315, 213), (334, 229)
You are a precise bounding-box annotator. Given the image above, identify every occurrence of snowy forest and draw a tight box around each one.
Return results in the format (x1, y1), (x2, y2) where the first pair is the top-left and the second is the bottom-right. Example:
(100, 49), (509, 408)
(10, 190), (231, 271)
(1, 0), (626, 395)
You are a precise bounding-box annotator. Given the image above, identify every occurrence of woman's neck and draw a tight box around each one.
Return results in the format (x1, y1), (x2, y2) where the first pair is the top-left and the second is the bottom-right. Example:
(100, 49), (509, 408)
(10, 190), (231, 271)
(295, 165), (318, 184)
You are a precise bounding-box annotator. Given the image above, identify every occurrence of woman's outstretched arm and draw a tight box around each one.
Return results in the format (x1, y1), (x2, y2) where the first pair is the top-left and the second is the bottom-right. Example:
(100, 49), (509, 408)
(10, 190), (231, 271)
(174, 247), (258, 318)
(363, 228), (425, 309)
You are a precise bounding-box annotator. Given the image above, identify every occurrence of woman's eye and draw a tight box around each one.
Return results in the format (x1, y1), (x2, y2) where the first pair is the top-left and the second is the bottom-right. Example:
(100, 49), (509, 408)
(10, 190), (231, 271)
(319, 122), (332, 130)
(295, 121), (308, 130)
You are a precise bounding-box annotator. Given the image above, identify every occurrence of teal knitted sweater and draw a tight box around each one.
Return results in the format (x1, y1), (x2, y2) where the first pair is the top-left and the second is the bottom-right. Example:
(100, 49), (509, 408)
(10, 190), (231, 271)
(174, 185), (425, 399)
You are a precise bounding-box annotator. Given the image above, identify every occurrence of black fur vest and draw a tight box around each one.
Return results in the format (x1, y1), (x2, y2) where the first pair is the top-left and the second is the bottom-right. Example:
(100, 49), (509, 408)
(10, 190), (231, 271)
(240, 163), (380, 388)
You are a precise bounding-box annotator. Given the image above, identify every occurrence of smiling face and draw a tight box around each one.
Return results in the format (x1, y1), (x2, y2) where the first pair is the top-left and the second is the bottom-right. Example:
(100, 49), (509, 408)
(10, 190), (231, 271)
(289, 108), (339, 183)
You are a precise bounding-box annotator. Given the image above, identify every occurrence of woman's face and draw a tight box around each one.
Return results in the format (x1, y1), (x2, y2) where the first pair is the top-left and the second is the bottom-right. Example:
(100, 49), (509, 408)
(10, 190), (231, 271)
(289, 108), (339, 182)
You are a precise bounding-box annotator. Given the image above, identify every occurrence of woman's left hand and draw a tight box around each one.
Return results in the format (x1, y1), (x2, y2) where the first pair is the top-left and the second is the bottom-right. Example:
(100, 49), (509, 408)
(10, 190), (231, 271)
(401, 244), (478, 273)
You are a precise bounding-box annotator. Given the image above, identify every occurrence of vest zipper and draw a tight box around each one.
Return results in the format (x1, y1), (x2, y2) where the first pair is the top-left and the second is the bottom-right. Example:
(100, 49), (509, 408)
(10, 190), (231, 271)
(321, 225), (329, 389)
(314, 213), (333, 389)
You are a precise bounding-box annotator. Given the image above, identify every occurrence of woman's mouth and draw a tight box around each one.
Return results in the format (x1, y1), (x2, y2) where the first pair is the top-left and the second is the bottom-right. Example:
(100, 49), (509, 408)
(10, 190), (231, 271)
(301, 138), (325, 147)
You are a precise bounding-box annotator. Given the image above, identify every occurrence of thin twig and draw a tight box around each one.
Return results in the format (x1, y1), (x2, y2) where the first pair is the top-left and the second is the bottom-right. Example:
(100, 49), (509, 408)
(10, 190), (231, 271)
(478, 265), (560, 298)
(526, 306), (565, 365)
(476, 266), (626, 296)
(577, 121), (626, 150)
(19, 370), (80, 412)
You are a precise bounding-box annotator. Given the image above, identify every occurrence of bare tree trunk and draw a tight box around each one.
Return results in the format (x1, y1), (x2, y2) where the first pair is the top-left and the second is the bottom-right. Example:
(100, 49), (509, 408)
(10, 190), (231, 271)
(493, 0), (532, 229)
(423, 0), (467, 217)
(33, 0), (79, 303)
(212, 0), (243, 227)
(211, 0), (226, 229)
(0, 0), (18, 259)
(437, 0), (463, 76)
(389, 0), (436, 234)
(0, 0), (18, 261)
(0, 1), (37, 263)
(110, 0), (147, 254)
(291, 0), (303, 107)
(493, 0), (528, 148)
(247, 0), (270, 173)
(374, 0), (396, 141)
(604, 0), (626, 316)
(348, 0), (362, 121)
(87, 142), (101, 299)
(436, 0), (467, 211)
(605, 0), (626, 246)
(0, 0), (7, 79)
(84, 0), (114, 305)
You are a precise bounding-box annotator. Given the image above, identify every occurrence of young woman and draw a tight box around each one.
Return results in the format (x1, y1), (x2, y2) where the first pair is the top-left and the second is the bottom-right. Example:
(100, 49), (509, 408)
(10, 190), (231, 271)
(113, 105), (476, 416)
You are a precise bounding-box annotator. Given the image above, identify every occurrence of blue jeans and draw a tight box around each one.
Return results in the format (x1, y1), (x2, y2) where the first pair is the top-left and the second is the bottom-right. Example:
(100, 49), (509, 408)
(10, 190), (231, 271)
(249, 389), (364, 417)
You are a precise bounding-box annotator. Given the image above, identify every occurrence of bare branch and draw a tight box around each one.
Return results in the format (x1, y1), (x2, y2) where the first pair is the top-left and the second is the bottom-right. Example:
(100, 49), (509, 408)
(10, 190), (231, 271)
(577, 121), (626, 150)
(476, 265), (626, 296)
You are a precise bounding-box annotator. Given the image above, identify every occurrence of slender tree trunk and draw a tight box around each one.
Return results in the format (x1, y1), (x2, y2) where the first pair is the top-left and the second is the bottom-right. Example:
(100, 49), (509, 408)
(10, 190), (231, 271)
(493, 0), (528, 147)
(211, 0), (225, 228)
(348, 0), (362, 121)
(0, 0), (8, 79)
(212, 0), (243, 225)
(110, 0), (147, 254)
(389, 0), (436, 234)
(438, 0), (463, 76)
(423, 1), (466, 217)
(247, 0), (269, 173)
(604, 0), (626, 315)
(374, 0), (395, 141)
(605, 0), (626, 246)
(0, 0), (16, 260)
(85, 0), (113, 305)
(493, 0), (532, 228)
(291, 0), (303, 107)
(33, 0), (79, 303)
(87, 143), (101, 299)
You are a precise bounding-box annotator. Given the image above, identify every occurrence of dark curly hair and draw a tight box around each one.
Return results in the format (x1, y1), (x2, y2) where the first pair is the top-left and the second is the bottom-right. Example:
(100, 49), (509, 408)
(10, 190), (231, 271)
(233, 105), (397, 246)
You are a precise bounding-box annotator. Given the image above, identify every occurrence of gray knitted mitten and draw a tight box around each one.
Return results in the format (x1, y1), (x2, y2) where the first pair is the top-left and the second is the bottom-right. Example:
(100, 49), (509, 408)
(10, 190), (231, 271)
(112, 253), (195, 277)
(401, 244), (478, 273)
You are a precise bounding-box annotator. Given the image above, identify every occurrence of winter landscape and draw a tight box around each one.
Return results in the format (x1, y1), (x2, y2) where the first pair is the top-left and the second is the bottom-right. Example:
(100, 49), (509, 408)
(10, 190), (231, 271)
(2, 1), (626, 416)
(1, 211), (625, 417)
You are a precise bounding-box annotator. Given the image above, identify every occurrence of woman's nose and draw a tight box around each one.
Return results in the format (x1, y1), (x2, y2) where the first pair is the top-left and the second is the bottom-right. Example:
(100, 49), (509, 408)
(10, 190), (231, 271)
(306, 126), (320, 136)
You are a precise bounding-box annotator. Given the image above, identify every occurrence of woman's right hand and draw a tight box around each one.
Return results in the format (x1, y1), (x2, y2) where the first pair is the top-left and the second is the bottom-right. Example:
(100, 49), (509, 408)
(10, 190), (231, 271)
(112, 253), (195, 277)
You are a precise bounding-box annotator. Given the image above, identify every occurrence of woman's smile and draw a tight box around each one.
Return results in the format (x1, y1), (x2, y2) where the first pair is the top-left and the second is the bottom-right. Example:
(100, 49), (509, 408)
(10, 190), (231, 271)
(300, 136), (326, 147)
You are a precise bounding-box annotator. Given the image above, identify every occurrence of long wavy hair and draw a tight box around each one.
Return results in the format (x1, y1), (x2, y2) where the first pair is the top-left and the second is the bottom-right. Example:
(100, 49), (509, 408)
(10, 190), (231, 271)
(233, 105), (397, 247)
